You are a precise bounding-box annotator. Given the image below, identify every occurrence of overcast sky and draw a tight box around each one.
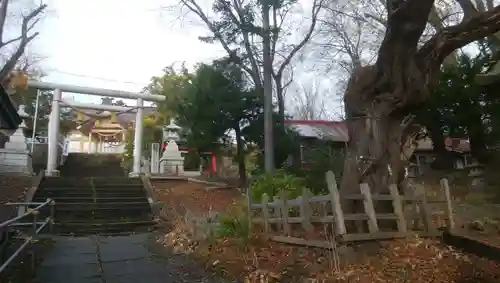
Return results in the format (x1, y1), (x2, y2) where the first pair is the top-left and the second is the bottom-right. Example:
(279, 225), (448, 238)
(30, 0), (226, 104)
(2, 0), (344, 118)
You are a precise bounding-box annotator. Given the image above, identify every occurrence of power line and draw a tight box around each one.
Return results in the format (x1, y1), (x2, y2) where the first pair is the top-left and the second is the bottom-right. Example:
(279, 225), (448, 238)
(45, 68), (150, 86)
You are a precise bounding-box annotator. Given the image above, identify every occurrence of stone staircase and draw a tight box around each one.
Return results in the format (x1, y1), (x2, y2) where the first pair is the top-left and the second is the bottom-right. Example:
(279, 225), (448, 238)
(33, 154), (154, 235)
(59, 153), (126, 177)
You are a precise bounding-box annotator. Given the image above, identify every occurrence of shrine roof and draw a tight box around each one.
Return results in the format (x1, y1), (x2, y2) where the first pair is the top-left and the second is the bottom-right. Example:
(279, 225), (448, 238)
(285, 119), (472, 153)
(71, 107), (157, 125)
(284, 120), (348, 142)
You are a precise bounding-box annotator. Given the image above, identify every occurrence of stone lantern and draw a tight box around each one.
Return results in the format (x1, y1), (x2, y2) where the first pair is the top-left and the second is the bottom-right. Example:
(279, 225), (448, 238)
(162, 118), (181, 142)
(159, 119), (184, 175)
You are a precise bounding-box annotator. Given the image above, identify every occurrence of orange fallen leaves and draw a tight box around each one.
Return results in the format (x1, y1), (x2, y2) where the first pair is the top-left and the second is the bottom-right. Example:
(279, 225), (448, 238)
(152, 179), (500, 283)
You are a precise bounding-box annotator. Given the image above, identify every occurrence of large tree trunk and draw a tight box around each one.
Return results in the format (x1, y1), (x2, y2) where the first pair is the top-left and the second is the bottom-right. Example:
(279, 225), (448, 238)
(341, 89), (412, 232)
(338, 1), (500, 234)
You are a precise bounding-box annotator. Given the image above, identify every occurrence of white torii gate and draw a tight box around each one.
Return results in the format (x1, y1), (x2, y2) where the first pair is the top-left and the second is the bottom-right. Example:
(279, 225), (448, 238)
(27, 80), (166, 177)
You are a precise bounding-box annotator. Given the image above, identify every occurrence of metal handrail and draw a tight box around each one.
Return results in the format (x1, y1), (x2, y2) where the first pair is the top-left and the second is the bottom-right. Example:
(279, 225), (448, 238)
(0, 198), (55, 274)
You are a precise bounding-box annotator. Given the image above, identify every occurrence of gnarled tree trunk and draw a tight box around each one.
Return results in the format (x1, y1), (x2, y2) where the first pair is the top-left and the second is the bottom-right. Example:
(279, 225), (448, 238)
(338, 0), (500, 232)
(340, 66), (423, 232)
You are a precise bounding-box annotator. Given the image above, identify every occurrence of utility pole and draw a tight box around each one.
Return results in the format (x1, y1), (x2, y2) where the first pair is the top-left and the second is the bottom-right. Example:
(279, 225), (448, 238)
(262, 0), (275, 174)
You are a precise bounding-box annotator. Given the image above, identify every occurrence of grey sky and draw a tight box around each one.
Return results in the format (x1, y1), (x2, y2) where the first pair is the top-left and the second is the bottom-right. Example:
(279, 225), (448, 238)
(31, 0), (226, 104)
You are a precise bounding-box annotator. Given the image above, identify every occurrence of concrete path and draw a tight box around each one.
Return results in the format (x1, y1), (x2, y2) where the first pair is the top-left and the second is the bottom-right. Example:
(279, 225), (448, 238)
(34, 233), (231, 283)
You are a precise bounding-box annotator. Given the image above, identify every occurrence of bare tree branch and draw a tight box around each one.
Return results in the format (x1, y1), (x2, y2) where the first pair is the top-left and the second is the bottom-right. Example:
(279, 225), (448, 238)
(418, 4), (500, 78)
(275, 0), (323, 79)
(291, 78), (328, 120)
(180, 0), (259, 85)
(0, 2), (46, 81)
(0, 0), (8, 44)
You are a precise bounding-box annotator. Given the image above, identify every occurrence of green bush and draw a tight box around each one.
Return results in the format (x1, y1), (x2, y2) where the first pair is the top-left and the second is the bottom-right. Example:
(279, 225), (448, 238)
(289, 146), (344, 195)
(250, 169), (305, 202)
(216, 201), (250, 240)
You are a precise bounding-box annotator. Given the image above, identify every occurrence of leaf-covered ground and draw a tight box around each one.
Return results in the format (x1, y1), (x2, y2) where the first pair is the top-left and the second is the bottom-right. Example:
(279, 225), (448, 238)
(0, 174), (33, 222)
(152, 179), (500, 283)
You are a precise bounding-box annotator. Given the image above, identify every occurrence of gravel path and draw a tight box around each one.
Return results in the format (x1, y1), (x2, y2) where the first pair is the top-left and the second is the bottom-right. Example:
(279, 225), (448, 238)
(34, 233), (234, 283)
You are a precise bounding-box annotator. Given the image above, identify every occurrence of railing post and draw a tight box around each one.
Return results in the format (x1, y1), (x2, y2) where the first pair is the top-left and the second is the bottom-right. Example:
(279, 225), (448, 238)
(359, 183), (379, 233)
(261, 193), (270, 235)
(49, 199), (56, 233)
(440, 178), (455, 231)
(300, 187), (314, 234)
(32, 210), (39, 236)
(326, 171), (346, 237)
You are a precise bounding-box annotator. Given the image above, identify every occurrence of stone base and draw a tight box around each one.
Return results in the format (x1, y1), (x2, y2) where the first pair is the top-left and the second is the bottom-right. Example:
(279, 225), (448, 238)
(128, 171), (141, 177)
(45, 169), (60, 177)
(160, 164), (184, 175)
(471, 177), (485, 190)
(0, 149), (33, 175)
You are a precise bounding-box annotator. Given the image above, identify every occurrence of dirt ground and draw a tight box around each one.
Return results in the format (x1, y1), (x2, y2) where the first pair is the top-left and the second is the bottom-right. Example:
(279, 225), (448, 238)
(424, 176), (500, 247)
(0, 174), (34, 223)
(151, 178), (500, 283)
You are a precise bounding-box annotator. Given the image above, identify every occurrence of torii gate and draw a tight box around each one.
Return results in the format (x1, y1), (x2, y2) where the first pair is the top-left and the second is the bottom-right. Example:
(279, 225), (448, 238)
(26, 80), (165, 177)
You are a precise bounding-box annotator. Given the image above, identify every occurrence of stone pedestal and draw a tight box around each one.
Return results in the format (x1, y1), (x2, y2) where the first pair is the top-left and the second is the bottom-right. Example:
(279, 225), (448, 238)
(159, 140), (184, 175)
(0, 127), (33, 175)
(469, 165), (485, 190)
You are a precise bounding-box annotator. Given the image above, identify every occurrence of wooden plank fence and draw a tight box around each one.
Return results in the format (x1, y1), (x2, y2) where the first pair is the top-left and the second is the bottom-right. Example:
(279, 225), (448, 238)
(250, 171), (454, 247)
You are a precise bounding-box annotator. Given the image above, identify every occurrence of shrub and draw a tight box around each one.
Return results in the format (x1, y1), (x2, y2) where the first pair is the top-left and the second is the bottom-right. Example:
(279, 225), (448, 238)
(250, 169), (305, 202)
(216, 200), (250, 240)
(288, 146), (344, 195)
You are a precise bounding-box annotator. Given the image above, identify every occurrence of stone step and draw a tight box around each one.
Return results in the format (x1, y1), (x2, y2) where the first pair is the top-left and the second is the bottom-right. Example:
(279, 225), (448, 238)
(53, 202), (150, 210)
(38, 186), (144, 192)
(33, 196), (148, 203)
(55, 221), (155, 236)
(40, 177), (142, 188)
(54, 212), (151, 222)
(36, 187), (145, 194)
(35, 192), (146, 199)
(92, 177), (142, 183)
(33, 163), (153, 235)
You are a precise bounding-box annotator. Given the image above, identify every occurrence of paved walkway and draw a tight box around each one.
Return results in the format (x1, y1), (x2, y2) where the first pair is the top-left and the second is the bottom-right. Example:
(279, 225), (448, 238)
(34, 233), (230, 283)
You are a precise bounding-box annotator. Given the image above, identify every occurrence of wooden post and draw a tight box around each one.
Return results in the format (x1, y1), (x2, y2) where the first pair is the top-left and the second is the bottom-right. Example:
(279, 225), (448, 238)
(359, 183), (379, 233)
(246, 177), (253, 232)
(273, 195), (282, 231)
(261, 193), (270, 234)
(389, 184), (407, 233)
(418, 187), (432, 232)
(300, 187), (314, 233)
(326, 171), (346, 236)
(440, 178), (455, 231)
(280, 191), (291, 236)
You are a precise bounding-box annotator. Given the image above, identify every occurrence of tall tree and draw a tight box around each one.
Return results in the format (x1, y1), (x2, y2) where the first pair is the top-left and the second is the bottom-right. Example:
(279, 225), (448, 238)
(339, 0), (500, 227)
(176, 61), (262, 185)
(177, 0), (323, 120)
(145, 63), (193, 125)
(415, 53), (489, 167)
(122, 65), (193, 169)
